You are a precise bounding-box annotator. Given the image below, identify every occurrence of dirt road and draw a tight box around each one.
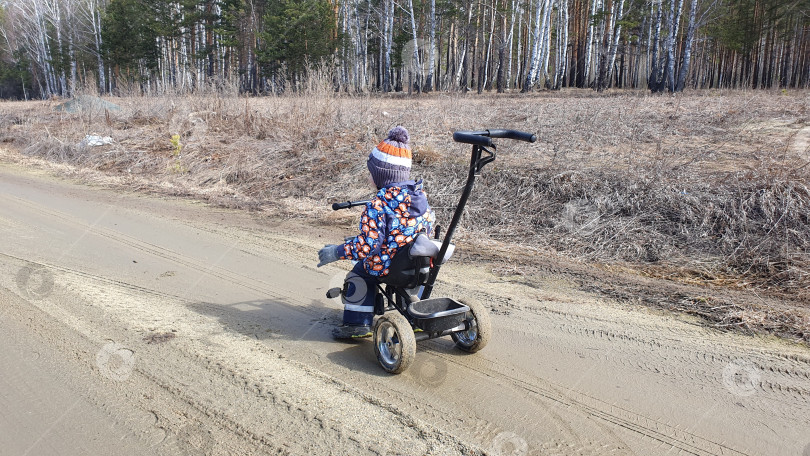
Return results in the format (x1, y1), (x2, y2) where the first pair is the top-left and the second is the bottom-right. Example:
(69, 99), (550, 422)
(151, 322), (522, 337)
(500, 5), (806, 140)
(1, 162), (809, 456)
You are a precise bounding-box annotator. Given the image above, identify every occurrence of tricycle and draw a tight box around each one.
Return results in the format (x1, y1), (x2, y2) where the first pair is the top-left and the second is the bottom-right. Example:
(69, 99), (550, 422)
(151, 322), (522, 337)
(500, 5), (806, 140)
(327, 129), (537, 373)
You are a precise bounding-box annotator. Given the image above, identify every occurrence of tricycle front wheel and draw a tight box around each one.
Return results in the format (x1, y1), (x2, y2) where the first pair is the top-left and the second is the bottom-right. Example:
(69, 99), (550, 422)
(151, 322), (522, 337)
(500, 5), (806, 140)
(451, 298), (492, 353)
(373, 312), (416, 374)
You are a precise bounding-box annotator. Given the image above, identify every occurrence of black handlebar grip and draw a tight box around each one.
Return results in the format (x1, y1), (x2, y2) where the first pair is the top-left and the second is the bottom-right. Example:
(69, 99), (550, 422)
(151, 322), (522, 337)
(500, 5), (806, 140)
(332, 200), (370, 211)
(331, 201), (353, 211)
(483, 129), (537, 142)
(506, 130), (537, 143)
(452, 132), (493, 147)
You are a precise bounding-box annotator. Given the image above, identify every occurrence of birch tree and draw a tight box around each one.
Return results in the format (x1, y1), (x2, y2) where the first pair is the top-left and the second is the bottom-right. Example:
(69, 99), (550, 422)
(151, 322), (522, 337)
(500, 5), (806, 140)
(505, 0), (519, 89)
(77, 0), (107, 93)
(595, 0), (626, 91)
(7, 0), (58, 96)
(406, 0), (421, 93)
(0, 0), (808, 98)
(583, 0), (600, 86)
(675, 0), (700, 91)
(538, 0), (553, 87)
(647, 0), (664, 91)
(426, 0), (436, 91)
(663, 0), (684, 91)
(381, 0), (394, 92)
(553, 0), (569, 89)
(523, 0), (548, 90)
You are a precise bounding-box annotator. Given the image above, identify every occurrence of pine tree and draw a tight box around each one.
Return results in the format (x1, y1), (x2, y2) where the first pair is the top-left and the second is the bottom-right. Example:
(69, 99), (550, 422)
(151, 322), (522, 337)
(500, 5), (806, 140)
(259, 0), (336, 89)
(101, 0), (160, 82)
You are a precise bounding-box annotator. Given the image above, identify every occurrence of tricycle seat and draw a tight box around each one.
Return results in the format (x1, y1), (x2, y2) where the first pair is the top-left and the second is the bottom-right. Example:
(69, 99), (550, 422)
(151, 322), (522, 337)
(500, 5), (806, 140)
(379, 234), (454, 289)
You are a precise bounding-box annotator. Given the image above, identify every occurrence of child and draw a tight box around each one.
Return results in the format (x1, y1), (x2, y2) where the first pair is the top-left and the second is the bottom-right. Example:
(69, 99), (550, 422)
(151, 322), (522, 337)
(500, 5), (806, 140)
(317, 126), (435, 339)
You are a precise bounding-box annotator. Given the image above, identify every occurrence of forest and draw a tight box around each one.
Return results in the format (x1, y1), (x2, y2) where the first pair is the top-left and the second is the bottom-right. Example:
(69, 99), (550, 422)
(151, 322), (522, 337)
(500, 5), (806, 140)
(0, 0), (807, 99)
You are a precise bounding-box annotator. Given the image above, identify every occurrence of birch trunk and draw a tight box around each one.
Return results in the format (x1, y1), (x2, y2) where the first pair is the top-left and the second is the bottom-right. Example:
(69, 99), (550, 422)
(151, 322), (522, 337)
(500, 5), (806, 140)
(50, 0), (67, 95)
(344, 0), (353, 89)
(600, 0), (626, 90)
(675, 0), (699, 91)
(554, 0), (569, 89)
(456, 1), (474, 90)
(516, 3), (525, 89)
(497, 0), (508, 93)
(91, 0), (107, 93)
(31, 0), (56, 96)
(648, 0), (663, 92)
(363, 0), (372, 89)
(505, 0), (518, 89)
(583, 0), (599, 86)
(523, 0), (547, 91)
(539, 0), (553, 87)
(406, 0), (422, 93)
(426, 0), (436, 91)
(663, 0), (684, 92)
(382, 0), (394, 92)
(480, 0), (496, 92)
(63, 0), (77, 96)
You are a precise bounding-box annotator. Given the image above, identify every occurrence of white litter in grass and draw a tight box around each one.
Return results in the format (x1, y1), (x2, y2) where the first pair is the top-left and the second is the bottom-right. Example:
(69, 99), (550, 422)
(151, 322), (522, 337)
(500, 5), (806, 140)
(79, 135), (114, 147)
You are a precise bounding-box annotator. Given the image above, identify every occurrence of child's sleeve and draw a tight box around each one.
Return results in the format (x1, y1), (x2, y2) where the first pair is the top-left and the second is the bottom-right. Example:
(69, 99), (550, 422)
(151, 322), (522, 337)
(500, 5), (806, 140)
(340, 198), (387, 270)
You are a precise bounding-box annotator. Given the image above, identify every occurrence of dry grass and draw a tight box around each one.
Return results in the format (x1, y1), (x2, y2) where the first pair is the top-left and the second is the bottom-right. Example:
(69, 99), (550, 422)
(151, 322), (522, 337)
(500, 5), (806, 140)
(1, 89), (809, 327)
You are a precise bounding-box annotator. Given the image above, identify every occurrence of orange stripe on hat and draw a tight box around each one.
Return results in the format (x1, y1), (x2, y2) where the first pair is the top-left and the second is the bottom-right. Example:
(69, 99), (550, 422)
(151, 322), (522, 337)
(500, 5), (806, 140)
(377, 141), (412, 159)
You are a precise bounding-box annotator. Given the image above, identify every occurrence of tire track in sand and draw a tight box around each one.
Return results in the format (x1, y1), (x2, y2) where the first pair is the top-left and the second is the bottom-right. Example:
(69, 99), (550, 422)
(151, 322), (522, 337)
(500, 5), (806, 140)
(1, 190), (804, 455)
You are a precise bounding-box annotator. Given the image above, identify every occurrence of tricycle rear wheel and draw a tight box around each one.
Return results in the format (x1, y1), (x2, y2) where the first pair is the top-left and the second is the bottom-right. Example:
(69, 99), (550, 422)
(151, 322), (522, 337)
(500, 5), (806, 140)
(373, 312), (416, 374)
(451, 298), (491, 353)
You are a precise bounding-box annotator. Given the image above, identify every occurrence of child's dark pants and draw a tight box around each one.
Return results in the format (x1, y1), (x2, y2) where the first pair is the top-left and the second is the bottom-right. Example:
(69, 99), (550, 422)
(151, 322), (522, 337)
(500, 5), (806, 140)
(341, 262), (378, 326)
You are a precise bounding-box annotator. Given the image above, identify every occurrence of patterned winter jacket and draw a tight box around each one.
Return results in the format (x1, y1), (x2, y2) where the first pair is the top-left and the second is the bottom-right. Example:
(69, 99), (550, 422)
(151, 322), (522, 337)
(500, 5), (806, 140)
(341, 180), (436, 277)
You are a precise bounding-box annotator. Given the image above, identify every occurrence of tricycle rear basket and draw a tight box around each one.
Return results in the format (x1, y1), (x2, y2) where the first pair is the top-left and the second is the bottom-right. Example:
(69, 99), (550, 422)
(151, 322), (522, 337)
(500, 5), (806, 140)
(407, 298), (469, 333)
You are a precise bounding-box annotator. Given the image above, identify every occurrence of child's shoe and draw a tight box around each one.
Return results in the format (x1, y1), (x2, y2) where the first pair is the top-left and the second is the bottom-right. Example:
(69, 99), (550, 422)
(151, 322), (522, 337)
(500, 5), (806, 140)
(332, 324), (372, 340)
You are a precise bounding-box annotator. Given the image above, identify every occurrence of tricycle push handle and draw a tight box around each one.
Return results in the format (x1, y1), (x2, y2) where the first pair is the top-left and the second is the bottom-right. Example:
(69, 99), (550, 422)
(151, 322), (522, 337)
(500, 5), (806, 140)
(453, 129), (537, 145)
(424, 128), (534, 300)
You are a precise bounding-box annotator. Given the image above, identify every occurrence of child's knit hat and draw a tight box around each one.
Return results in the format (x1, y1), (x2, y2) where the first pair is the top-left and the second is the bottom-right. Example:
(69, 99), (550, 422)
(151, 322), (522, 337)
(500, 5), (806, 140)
(368, 126), (411, 189)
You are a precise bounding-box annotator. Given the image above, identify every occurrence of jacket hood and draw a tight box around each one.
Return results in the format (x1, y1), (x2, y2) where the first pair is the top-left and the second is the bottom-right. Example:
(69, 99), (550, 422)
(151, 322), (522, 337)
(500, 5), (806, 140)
(379, 180), (429, 218)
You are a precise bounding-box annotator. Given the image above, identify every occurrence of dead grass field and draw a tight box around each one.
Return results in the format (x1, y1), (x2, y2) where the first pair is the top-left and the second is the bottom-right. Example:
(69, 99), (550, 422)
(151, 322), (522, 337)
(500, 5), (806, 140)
(1, 89), (808, 341)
